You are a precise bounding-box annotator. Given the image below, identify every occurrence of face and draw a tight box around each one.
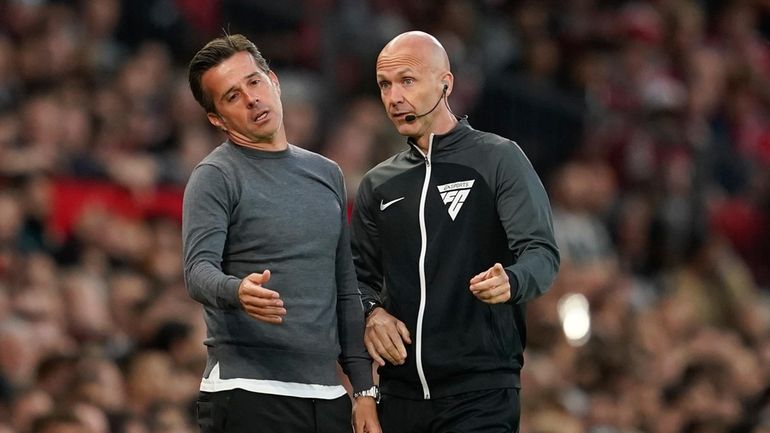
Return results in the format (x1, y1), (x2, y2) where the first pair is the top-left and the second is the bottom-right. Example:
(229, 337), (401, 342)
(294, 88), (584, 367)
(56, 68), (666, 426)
(202, 51), (285, 148)
(376, 47), (446, 138)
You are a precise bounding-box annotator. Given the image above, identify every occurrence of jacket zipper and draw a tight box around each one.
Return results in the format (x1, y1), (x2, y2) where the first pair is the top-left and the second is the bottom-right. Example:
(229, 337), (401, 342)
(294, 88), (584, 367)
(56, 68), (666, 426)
(415, 135), (434, 399)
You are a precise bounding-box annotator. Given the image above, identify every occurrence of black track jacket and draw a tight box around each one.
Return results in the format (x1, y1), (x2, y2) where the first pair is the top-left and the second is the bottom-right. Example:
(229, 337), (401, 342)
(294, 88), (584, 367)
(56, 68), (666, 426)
(351, 118), (560, 400)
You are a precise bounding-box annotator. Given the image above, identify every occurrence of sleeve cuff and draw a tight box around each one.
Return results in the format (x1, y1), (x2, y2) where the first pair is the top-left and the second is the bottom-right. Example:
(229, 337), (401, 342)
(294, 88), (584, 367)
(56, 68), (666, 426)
(505, 269), (520, 304)
(348, 366), (375, 393)
(220, 277), (242, 309)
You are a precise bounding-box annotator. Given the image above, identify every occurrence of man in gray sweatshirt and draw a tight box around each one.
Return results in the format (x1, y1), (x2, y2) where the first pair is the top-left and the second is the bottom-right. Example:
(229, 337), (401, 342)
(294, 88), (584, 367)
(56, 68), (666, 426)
(183, 34), (380, 433)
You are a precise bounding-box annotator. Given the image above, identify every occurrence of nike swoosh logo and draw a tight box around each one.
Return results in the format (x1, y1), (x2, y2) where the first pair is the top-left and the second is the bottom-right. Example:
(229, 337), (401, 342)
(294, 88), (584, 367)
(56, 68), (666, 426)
(380, 197), (405, 211)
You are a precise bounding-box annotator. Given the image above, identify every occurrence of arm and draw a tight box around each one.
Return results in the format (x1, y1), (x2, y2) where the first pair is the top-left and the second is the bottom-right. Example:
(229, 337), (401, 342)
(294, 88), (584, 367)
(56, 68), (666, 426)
(333, 167), (375, 392)
(498, 143), (560, 303)
(333, 167), (382, 432)
(470, 143), (560, 304)
(338, 221), (381, 433)
(350, 175), (384, 312)
(351, 175), (411, 366)
(182, 164), (242, 309)
(183, 164), (286, 322)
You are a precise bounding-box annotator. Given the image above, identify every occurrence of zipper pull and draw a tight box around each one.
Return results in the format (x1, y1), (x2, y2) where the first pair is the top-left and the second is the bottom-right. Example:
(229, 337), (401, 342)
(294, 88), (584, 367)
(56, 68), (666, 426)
(424, 156), (430, 167)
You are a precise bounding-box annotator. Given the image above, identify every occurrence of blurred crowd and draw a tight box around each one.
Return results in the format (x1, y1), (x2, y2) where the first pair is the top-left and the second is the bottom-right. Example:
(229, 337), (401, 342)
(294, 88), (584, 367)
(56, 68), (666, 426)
(0, 0), (769, 432)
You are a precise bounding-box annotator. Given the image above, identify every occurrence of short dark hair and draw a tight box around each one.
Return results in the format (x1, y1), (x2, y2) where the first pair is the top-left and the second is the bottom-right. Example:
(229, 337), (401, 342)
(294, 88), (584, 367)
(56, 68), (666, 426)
(188, 34), (270, 113)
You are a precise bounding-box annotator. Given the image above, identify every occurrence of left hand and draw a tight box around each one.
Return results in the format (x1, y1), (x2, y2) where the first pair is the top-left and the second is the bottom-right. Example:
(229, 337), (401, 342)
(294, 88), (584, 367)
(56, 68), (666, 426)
(352, 397), (381, 433)
(469, 263), (511, 304)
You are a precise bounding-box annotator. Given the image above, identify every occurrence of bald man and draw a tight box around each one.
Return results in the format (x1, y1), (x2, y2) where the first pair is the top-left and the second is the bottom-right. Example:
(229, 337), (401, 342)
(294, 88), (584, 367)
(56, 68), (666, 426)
(350, 31), (561, 432)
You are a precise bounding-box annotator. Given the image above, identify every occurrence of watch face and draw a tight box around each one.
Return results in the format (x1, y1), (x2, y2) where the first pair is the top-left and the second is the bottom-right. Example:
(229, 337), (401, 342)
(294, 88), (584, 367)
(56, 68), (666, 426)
(365, 301), (379, 317)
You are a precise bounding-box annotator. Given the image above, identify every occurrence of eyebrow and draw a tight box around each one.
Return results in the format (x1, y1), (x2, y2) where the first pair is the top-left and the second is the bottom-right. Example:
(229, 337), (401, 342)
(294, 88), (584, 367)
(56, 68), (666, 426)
(377, 67), (416, 81)
(219, 72), (260, 102)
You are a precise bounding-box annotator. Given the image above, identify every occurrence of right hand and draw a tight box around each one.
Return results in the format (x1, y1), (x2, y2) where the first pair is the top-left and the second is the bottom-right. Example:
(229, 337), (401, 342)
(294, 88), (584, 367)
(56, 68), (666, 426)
(353, 396), (381, 433)
(364, 308), (411, 366)
(238, 270), (286, 324)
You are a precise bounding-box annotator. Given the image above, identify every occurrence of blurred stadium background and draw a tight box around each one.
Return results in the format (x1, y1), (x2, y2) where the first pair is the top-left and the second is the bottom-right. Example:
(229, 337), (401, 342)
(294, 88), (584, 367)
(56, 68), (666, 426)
(0, 0), (769, 432)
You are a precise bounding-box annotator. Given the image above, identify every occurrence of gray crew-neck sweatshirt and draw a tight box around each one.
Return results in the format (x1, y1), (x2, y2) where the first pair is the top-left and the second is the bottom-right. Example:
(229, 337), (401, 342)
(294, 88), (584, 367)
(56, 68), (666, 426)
(182, 141), (372, 392)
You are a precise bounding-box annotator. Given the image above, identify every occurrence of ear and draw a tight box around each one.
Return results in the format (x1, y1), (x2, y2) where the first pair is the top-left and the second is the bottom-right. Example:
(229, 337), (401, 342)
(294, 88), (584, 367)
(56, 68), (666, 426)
(207, 112), (227, 132)
(441, 72), (454, 94)
(268, 70), (280, 94)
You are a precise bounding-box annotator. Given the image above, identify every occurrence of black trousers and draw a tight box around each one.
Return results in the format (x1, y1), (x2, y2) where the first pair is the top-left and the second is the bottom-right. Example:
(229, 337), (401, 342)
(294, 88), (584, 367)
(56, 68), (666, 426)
(196, 389), (352, 433)
(379, 388), (520, 433)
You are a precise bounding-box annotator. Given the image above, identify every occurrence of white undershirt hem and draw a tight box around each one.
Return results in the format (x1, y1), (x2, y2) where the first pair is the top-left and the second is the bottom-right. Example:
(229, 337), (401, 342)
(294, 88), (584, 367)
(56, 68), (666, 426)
(199, 363), (347, 400)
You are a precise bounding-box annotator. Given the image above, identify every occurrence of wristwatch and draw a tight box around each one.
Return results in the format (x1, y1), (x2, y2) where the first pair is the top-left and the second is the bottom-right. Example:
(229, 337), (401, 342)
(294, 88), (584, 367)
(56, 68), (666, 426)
(364, 300), (381, 318)
(353, 385), (380, 403)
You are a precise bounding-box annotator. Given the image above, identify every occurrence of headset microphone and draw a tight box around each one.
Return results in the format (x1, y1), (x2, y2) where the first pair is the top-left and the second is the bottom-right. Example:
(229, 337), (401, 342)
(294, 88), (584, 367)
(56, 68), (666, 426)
(405, 84), (448, 122)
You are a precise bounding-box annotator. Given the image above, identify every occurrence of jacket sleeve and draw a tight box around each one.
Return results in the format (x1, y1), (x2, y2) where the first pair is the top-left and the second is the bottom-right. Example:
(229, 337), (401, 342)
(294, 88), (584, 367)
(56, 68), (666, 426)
(333, 167), (375, 393)
(350, 174), (384, 313)
(182, 164), (242, 310)
(496, 142), (561, 303)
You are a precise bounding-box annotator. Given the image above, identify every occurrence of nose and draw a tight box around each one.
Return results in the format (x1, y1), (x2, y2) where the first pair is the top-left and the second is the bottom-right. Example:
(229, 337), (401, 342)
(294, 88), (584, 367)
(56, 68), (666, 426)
(245, 90), (259, 109)
(389, 85), (404, 104)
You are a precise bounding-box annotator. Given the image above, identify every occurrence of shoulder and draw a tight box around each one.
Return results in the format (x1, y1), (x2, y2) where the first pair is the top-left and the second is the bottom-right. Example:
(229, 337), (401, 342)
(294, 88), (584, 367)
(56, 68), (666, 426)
(194, 142), (237, 172)
(458, 127), (541, 187)
(468, 128), (520, 154)
(361, 149), (411, 185)
(291, 145), (341, 172)
(468, 128), (532, 167)
(357, 155), (394, 195)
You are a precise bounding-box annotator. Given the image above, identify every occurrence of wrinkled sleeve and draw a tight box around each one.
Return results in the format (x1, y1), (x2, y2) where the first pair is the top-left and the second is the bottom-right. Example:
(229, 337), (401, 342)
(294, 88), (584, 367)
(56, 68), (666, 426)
(350, 175), (384, 313)
(333, 166), (374, 393)
(496, 143), (560, 303)
(182, 164), (241, 310)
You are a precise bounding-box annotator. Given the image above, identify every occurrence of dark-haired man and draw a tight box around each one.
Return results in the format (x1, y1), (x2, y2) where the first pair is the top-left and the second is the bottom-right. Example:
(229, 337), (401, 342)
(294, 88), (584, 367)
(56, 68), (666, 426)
(183, 34), (380, 433)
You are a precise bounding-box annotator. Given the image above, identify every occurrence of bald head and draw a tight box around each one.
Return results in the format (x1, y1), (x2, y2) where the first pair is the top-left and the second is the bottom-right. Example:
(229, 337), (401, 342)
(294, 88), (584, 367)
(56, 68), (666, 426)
(377, 31), (450, 74)
(375, 31), (457, 146)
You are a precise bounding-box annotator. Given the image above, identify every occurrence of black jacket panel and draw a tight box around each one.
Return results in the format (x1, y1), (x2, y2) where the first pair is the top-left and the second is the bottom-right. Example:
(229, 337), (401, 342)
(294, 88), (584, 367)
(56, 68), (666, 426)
(351, 119), (560, 399)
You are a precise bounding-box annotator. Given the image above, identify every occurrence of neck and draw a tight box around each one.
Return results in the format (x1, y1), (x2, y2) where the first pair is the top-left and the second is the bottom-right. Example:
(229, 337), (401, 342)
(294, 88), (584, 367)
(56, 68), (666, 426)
(415, 111), (458, 152)
(227, 130), (289, 152)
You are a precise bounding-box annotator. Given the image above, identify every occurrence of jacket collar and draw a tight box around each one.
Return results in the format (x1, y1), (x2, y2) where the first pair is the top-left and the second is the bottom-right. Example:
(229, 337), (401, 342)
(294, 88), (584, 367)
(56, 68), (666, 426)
(407, 117), (473, 157)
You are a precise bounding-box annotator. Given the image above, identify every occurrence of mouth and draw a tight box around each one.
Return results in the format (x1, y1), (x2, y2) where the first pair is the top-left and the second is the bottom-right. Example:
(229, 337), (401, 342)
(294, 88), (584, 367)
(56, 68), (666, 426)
(391, 111), (409, 121)
(253, 111), (269, 123)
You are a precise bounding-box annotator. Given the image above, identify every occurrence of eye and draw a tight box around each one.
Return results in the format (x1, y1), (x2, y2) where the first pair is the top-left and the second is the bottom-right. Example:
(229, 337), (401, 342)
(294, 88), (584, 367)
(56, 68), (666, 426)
(403, 77), (415, 86)
(226, 92), (239, 103)
(378, 81), (390, 90)
(249, 79), (260, 86)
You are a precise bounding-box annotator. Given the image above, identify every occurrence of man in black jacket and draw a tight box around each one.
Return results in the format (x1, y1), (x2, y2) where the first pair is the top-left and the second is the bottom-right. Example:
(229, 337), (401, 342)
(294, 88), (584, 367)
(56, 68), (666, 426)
(350, 31), (560, 432)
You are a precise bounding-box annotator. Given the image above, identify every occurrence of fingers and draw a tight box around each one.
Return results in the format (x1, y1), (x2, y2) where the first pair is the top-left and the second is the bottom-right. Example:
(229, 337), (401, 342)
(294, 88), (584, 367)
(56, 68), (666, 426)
(473, 284), (511, 304)
(469, 263), (511, 304)
(469, 273), (483, 285)
(241, 301), (285, 319)
(377, 324), (408, 364)
(242, 299), (286, 323)
(249, 312), (285, 324)
(469, 264), (501, 292)
(396, 320), (412, 345)
(471, 279), (511, 303)
(240, 285), (283, 308)
(364, 309), (410, 365)
(364, 337), (386, 367)
(244, 269), (271, 285)
(239, 270), (286, 324)
(366, 324), (407, 365)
